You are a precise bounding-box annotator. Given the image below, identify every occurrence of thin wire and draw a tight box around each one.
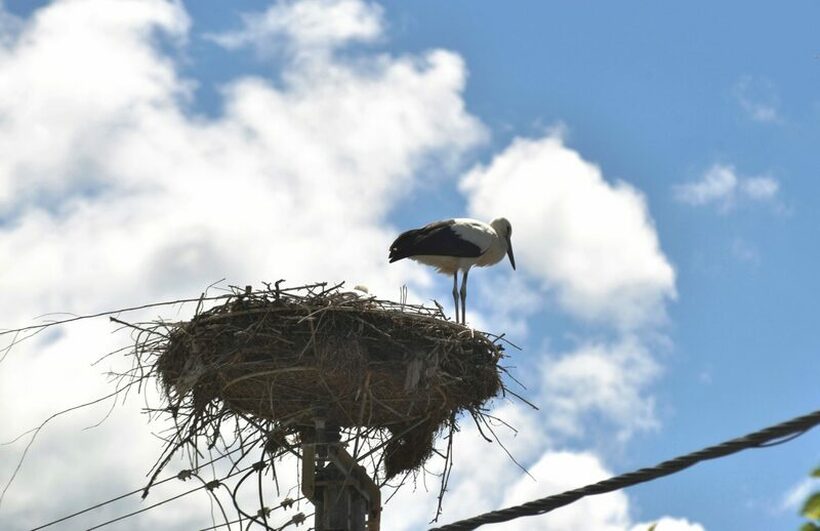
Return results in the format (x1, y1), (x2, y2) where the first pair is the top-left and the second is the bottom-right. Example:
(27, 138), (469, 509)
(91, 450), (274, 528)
(430, 408), (820, 530)
(0, 390), (125, 509)
(84, 483), (210, 531)
(196, 498), (307, 531)
(0, 294), (234, 338)
(0, 281), (335, 339)
(197, 513), (314, 531)
(84, 465), (255, 530)
(29, 447), (248, 530)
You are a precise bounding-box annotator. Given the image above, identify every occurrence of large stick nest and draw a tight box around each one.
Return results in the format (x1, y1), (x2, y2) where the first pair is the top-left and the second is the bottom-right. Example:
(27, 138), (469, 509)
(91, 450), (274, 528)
(143, 282), (507, 482)
(158, 284), (501, 430)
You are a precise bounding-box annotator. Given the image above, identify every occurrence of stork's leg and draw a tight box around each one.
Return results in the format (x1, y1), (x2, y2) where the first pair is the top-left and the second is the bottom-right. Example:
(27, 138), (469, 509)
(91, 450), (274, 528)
(452, 271), (460, 324)
(460, 269), (470, 325)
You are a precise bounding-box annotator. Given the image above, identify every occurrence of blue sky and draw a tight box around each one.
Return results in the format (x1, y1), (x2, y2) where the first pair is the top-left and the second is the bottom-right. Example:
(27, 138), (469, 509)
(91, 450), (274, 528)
(0, 1), (818, 530)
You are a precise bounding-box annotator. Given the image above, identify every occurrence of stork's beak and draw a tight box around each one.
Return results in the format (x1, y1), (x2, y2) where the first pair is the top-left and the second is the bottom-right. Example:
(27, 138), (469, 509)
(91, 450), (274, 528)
(506, 236), (516, 270)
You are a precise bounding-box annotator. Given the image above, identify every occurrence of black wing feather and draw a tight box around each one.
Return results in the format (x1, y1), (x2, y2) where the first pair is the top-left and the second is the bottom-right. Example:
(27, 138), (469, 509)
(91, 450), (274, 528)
(388, 219), (482, 262)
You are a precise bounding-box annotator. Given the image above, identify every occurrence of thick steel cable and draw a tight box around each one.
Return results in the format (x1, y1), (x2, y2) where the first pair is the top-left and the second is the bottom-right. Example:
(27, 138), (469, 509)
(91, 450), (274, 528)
(431, 409), (820, 530)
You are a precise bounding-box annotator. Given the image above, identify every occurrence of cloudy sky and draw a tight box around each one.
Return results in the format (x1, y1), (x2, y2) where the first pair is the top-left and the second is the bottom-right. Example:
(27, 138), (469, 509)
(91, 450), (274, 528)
(0, 0), (819, 529)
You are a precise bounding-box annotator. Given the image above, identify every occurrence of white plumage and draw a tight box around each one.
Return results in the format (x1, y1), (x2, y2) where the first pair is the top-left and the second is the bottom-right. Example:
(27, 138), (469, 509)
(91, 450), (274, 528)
(389, 217), (516, 324)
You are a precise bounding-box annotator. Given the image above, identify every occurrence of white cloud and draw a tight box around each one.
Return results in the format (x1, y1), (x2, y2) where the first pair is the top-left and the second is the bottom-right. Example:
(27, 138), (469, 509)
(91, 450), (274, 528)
(498, 451), (630, 531)
(674, 164), (780, 211)
(742, 176), (779, 200)
(541, 337), (661, 441)
(0, 0), (486, 320)
(631, 517), (706, 531)
(460, 133), (676, 330)
(0, 0), (484, 526)
(781, 477), (820, 511)
(0, 0), (191, 211)
(207, 0), (384, 56)
(469, 273), (542, 337)
(734, 76), (781, 124)
(674, 165), (737, 207)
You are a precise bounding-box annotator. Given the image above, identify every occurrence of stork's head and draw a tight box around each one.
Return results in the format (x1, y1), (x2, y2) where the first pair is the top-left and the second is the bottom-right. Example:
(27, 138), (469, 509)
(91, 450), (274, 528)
(490, 217), (516, 270)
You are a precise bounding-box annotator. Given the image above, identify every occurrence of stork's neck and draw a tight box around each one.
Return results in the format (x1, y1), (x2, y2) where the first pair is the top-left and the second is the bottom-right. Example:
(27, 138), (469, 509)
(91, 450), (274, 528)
(476, 232), (506, 267)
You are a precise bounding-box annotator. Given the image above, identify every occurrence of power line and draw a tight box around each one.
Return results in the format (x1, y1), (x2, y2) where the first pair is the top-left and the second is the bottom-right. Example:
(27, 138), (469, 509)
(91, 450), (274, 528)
(196, 500), (309, 531)
(84, 482), (211, 531)
(196, 512), (314, 531)
(29, 449), (247, 530)
(430, 408), (820, 530)
(84, 464), (256, 530)
(0, 293), (232, 338)
(0, 281), (335, 339)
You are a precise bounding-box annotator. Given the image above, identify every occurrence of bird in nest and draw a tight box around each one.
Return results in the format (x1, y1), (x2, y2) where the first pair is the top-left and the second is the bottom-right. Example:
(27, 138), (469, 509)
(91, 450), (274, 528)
(388, 217), (516, 325)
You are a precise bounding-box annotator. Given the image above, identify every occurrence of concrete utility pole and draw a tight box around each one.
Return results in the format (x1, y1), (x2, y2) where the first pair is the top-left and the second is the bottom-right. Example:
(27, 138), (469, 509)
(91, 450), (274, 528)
(302, 411), (381, 531)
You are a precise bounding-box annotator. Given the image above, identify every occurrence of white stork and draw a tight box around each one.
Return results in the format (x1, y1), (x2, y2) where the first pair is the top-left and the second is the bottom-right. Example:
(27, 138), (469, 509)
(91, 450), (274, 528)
(388, 217), (516, 324)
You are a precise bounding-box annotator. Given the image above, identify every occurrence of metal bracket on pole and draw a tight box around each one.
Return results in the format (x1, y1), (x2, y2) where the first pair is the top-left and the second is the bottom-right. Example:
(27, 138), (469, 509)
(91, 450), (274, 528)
(302, 407), (381, 531)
